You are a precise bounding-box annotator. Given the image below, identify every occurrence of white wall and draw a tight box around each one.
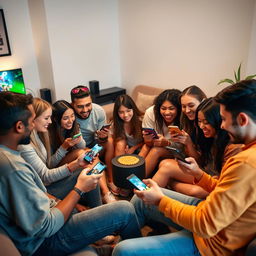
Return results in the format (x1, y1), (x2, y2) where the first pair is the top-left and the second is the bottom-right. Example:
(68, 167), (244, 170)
(119, 0), (256, 97)
(43, 0), (121, 101)
(1, 0), (256, 100)
(247, 1), (256, 76)
(0, 0), (40, 96)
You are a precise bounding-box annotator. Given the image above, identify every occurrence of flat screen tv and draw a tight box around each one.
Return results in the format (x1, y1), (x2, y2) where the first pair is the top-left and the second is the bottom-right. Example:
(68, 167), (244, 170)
(0, 68), (26, 94)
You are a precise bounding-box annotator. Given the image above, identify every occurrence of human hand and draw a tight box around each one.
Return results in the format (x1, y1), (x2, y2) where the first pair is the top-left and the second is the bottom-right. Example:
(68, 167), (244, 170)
(134, 179), (164, 206)
(152, 135), (167, 147)
(169, 130), (192, 145)
(75, 203), (89, 212)
(62, 136), (82, 150)
(96, 128), (109, 140)
(177, 157), (204, 181)
(76, 167), (103, 193)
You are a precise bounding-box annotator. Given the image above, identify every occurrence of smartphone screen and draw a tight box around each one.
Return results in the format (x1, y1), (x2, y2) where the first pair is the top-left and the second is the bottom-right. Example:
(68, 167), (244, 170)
(87, 162), (106, 175)
(72, 132), (82, 139)
(142, 128), (159, 139)
(84, 144), (103, 162)
(126, 174), (149, 191)
(165, 146), (189, 163)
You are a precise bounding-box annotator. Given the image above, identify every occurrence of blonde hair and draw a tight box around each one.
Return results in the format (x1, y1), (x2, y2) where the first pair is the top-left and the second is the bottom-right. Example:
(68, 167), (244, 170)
(30, 98), (52, 167)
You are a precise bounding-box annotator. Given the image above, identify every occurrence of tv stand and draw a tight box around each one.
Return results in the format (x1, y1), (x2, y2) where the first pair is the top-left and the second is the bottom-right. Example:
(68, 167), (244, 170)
(91, 87), (126, 105)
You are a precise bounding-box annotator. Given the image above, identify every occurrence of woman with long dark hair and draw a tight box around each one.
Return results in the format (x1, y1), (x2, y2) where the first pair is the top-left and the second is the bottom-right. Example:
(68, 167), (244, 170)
(153, 98), (242, 198)
(112, 94), (144, 156)
(142, 89), (182, 176)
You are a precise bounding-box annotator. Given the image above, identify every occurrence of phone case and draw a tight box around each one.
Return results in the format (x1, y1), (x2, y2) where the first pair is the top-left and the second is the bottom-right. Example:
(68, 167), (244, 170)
(142, 128), (159, 139)
(165, 146), (189, 163)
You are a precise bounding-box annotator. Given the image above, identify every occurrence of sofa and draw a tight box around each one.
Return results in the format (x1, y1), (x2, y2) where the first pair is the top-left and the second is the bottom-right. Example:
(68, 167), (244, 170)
(102, 85), (165, 122)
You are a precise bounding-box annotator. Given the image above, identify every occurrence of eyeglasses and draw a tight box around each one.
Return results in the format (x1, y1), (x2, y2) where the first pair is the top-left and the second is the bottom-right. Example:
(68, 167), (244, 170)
(71, 87), (89, 94)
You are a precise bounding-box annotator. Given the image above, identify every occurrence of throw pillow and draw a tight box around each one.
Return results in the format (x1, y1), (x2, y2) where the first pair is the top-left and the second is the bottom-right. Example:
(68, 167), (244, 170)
(136, 92), (157, 113)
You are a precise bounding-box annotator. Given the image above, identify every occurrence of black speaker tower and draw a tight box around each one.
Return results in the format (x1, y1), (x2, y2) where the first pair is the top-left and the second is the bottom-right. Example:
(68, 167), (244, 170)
(40, 88), (52, 103)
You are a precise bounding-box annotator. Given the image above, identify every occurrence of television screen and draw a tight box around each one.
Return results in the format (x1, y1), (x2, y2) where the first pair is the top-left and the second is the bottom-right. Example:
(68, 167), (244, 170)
(0, 68), (26, 94)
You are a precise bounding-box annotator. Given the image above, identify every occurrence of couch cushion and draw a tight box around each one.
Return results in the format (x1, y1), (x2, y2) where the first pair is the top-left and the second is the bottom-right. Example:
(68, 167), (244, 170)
(136, 92), (157, 113)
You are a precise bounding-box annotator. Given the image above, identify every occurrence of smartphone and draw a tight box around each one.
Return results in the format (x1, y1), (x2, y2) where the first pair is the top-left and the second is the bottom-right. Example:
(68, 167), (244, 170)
(84, 144), (103, 162)
(126, 174), (149, 191)
(165, 146), (189, 163)
(100, 123), (111, 131)
(72, 132), (82, 140)
(142, 128), (159, 139)
(87, 162), (106, 175)
(168, 125), (182, 135)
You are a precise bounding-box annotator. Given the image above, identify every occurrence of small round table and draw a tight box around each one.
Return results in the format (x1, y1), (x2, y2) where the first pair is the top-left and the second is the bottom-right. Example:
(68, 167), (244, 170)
(112, 154), (145, 189)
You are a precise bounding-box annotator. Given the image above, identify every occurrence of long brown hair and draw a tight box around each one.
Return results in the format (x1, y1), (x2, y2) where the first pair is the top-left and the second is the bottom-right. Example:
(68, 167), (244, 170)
(49, 100), (80, 152)
(180, 85), (206, 135)
(30, 97), (52, 167)
(113, 94), (143, 142)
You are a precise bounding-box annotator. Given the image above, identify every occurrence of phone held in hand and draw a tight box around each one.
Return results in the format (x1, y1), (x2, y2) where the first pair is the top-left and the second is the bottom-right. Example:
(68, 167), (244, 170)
(126, 174), (149, 191)
(165, 146), (189, 164)
(84, 144), (103, 162)
(87, 162), (106, 175)
(168, 125), (182, 135)
(142, 127), (159, 139)
(72, 132), (82, 140)
(100, 123), (111, 131)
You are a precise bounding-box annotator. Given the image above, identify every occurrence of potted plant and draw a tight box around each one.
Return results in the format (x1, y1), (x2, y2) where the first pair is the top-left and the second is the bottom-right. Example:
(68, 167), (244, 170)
(218, 63), (256, 85)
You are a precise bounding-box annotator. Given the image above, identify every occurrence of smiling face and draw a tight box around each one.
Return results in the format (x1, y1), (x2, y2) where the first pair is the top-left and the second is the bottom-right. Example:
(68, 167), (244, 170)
(197, 110), (216, 138)
(118, 105), (134, 123)
(34, 107), (52, 132)
(61, 108), (75, 130)
(160, 100), (178, 125)
(72, 96), (92, 119)
(181, 95), (201, 121)
(220, 105), (244, 144)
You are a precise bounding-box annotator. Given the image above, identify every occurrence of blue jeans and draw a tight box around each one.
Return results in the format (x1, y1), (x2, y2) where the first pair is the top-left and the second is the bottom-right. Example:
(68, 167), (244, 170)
(46, 169), (102, 208)
(112, 189), (202, 256)
(34, 201), (141, 256)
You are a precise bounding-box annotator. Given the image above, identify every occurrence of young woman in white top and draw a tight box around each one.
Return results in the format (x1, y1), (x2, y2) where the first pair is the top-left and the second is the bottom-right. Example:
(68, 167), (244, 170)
(142, 89), (182, 176)
(18, 98), (102, 207)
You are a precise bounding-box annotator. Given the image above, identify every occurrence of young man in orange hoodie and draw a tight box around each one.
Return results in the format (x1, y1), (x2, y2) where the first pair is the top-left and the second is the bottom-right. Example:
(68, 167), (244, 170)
(113, 79), (256, 256)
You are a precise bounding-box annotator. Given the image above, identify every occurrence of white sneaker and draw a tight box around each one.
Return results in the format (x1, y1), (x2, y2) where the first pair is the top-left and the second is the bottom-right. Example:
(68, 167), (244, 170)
(102, 191), (116, 204)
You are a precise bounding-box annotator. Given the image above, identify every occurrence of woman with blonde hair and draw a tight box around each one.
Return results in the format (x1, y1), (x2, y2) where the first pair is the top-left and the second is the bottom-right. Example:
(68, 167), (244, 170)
(18, 98), (102, 208)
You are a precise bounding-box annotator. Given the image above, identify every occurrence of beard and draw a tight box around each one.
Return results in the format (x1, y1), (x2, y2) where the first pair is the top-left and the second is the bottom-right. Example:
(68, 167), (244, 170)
(19, 126), (31, 145)
(76, 110), (91, 120)
(228, 122), (244, 144)
(19, 135), (31, 145)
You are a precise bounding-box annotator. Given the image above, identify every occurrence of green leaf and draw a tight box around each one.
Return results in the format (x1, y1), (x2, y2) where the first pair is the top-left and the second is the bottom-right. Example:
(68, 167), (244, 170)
(234, 70), (238, 82)
(218, 78), (235, 85)
(245, 74), (256, 80)
(237, 63), (241, 82)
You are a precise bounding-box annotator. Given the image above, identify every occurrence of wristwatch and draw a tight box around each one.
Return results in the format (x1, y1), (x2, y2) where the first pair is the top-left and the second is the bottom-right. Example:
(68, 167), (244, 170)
(73, 187), (85, 197)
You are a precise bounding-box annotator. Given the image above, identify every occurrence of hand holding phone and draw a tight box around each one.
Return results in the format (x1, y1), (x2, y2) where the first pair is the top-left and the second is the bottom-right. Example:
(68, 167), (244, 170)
(126, 174), (149, 191)
(84, 144), (103, 162)
(142, 128), (159, 139)
(165, 146), (189, 163)
(72, 132), (82, 140)
(87, 162), (106, 175)
(100, 123), (111, 131)
(168, 125), (183, 135)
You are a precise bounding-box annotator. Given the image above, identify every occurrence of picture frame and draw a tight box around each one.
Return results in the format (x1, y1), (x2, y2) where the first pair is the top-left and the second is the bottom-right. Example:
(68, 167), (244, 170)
(0, 9), (11, 57)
